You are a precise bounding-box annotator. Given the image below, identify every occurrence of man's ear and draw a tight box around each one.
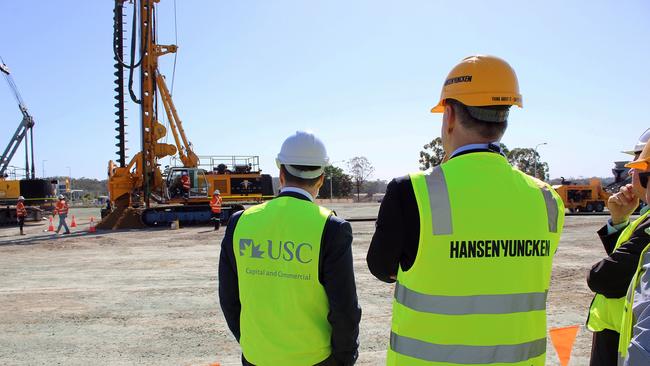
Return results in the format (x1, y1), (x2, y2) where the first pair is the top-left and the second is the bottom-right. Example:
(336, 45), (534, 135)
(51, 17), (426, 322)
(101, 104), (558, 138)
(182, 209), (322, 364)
(444, 104), (456, 134)
(279, 168), (286, 188)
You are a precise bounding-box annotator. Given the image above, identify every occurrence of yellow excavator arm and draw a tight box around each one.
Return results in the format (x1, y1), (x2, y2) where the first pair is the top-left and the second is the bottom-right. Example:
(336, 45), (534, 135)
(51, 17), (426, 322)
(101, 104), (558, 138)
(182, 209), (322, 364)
(156, 72), (199, 168)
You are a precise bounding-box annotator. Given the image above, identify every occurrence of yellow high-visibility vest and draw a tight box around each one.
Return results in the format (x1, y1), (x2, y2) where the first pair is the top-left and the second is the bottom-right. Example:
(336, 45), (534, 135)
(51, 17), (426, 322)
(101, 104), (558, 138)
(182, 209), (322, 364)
(587, 211), (650, 333)
(234, 196), (332, 366)
(388, 152), (564, 365)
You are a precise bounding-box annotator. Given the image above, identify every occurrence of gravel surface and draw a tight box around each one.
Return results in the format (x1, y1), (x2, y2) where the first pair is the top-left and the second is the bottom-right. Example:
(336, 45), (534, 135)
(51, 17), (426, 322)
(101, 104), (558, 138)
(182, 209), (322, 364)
(0, 205), (614, 365)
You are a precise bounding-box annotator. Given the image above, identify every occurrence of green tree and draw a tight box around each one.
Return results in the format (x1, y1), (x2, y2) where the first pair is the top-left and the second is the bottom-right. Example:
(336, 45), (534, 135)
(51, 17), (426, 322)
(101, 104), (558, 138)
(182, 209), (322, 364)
(419, 139), (511, 170)
(363, 179), (388, 195)
(419, 137), (445, 170)
(347, 156), (374, 201)
(507, 148), (549, 181)
(318, 165), (352, 198)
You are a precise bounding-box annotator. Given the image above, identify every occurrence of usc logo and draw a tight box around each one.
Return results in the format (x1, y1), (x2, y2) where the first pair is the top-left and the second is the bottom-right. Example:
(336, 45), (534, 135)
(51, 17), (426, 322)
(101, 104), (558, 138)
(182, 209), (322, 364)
(239, 238), (313, 264)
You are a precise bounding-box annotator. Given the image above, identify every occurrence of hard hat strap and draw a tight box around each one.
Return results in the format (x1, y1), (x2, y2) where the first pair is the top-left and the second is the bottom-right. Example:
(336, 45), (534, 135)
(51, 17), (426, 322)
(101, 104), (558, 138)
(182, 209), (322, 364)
(466, 106), (509, 123)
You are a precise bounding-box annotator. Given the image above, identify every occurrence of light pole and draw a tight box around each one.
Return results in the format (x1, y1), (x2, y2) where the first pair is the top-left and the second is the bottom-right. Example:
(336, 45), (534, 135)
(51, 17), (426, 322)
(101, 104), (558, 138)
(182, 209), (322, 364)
(42, 159), (47, 179)
(534, 142), (547, 179)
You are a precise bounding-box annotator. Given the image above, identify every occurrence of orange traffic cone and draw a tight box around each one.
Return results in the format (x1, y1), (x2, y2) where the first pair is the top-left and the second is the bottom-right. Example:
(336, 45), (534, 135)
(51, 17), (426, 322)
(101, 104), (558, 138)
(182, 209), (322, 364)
(89, 217), (96, 233)
(48, 217), (55, 232)
(70, 215), (77, 228)
(550, 325), (580, 366)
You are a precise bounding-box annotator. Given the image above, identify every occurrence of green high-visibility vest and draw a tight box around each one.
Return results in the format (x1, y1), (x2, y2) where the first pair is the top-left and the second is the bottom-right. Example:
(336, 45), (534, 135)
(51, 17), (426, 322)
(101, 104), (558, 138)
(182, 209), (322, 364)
(234, 196), (332, 366)
(617, 242), (650, 365)
(587, 210), (650, 333)
(387, 153), (564, 366)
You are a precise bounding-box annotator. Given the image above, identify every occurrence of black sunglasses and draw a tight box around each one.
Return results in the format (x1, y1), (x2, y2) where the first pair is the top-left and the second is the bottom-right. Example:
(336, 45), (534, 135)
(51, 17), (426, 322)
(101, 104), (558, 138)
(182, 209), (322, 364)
(639, 172), (650, 189)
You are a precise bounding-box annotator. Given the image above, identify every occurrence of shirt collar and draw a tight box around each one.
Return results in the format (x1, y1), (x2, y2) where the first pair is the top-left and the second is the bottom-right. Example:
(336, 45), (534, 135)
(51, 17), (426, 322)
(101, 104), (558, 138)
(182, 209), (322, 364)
(279, 186), (314, 202)
(449, 142), (504, 159)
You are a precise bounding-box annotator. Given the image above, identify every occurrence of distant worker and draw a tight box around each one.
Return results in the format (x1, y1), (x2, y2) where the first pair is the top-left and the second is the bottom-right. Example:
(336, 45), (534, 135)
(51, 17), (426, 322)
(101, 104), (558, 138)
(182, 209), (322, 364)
(16, 196), (27, 236)
(219, 131), (361, 366)
(587, 134), (650, 366)
(367, 55), (565, 365)
(53, 194), (70, 235)
(181, 171), (191, 199)
(618, 145), (650, 365)
(210, 189), (223, 231)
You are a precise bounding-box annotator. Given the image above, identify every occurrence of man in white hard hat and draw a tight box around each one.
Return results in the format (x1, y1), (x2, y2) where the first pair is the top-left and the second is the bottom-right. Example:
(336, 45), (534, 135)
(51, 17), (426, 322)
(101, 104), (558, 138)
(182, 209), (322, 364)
(210, 189), (223, 231)
(219, 131), (361, 366)
(16, 196), (27, 236)
(54, 194), (70, 235)
(367, 55), (565, 365)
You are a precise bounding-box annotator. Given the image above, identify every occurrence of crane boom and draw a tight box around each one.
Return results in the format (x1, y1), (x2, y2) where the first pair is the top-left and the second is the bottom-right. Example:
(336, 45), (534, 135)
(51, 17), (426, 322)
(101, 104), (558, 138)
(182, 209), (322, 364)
(1, 59), (36, 179)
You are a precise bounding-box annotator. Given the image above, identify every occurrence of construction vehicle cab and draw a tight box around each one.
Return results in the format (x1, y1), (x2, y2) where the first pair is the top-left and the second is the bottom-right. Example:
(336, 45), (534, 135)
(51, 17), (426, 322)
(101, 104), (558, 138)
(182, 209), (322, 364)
(166, 167), (209, 201)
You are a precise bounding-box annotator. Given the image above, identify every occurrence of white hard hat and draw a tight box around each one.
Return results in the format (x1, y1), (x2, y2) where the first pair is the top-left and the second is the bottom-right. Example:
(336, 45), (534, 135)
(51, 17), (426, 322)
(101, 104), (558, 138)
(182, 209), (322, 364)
(58, 194), (64, 200)
(213, 190), (220, 195)
(18, 196), (25, 201)
(276, 131), (329, 179)
(623, 128), (650, 155)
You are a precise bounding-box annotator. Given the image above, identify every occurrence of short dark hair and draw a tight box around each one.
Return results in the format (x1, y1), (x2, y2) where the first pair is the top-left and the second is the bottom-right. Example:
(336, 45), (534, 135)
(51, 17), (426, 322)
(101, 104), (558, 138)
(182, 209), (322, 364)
(446, 99), (508, 140)
(280, 165), (323, 186)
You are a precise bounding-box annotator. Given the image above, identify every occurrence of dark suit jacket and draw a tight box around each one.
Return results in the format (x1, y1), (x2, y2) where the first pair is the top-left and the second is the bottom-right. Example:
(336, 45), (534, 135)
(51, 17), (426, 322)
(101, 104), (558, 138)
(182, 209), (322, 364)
(588, 216), (650, 298)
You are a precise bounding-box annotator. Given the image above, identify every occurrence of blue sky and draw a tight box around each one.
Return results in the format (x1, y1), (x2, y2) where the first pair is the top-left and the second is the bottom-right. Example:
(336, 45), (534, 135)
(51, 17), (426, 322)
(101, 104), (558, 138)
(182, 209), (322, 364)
(1, 0), (649, 181)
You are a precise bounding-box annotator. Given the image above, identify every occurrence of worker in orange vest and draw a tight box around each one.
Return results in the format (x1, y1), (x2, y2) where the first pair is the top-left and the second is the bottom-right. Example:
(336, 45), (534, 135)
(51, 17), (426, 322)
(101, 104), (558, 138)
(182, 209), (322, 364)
(210, 189), (223, 231)
(53, 194), (71, 235)
(181, 171), (191, 199)
(16, 196), (27, 236)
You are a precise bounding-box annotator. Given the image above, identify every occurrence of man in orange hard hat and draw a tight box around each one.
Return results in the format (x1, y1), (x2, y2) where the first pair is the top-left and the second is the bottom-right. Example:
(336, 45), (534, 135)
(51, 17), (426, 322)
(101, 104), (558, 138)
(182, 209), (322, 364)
(367, 55), (564, 365)
(54, 194), (71, 235)
(586, 134), (650, 366)
(16, 196), (27, 236)
(210, 189), (223, 231)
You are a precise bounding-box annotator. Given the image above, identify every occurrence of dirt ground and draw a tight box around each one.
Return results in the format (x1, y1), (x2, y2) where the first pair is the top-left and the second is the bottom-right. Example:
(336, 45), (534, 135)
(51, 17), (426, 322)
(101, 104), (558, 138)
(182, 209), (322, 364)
(0, 204), (613, 365)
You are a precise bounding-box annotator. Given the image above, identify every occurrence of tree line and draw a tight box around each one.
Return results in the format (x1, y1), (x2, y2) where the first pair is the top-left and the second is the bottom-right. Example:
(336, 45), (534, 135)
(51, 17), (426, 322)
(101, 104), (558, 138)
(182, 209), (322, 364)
(419, 138), (550, 181)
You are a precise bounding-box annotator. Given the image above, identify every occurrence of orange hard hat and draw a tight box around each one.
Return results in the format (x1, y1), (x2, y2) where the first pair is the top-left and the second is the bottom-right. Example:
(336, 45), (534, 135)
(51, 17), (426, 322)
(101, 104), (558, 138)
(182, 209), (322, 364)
(431, 55), (523, 113)
(626, 139), (650, 171)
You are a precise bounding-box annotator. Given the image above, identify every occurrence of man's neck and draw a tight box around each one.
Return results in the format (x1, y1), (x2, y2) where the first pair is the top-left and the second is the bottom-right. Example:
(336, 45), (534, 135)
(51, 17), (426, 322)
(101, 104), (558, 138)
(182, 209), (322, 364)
(280, 186), (316, 202)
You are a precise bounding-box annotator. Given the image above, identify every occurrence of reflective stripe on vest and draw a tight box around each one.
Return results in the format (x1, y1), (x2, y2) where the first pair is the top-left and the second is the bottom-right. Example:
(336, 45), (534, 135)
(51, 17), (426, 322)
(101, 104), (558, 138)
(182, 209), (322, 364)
(395, 282), (548, 315)
(388, 153), (563, 366)
(210, 196), (222, 213)
(16, 203), (27, 216)
(617, 243), (650, 365)
(588, 211), (650, 333)
(56, 202), (68, 214)
(234, 196), (332, 366)
(391, 332), (547, 364)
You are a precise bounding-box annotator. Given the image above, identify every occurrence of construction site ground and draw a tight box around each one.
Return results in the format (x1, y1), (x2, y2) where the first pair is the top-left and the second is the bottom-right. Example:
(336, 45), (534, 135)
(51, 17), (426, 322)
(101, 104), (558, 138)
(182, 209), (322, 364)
(0, 204), (609, 365)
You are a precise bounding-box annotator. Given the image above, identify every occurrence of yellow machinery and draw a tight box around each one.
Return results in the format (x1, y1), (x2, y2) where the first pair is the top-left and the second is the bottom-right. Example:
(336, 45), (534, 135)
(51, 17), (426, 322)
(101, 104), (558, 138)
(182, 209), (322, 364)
(0, 58), (53, 224)
(103, 0), (272, 228)
(553, 178), (611, 213)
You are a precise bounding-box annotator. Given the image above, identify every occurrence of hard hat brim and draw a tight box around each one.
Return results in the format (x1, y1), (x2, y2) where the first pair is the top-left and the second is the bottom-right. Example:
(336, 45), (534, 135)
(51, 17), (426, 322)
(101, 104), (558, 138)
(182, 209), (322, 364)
(430, 103), (444, 114)
(625, 158), (650, 170)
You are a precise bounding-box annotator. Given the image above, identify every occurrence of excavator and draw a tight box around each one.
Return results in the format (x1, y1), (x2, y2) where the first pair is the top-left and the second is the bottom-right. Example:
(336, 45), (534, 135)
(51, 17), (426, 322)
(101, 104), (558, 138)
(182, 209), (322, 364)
(101, 0), (273, 229)
(0, 58), (53, 224)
